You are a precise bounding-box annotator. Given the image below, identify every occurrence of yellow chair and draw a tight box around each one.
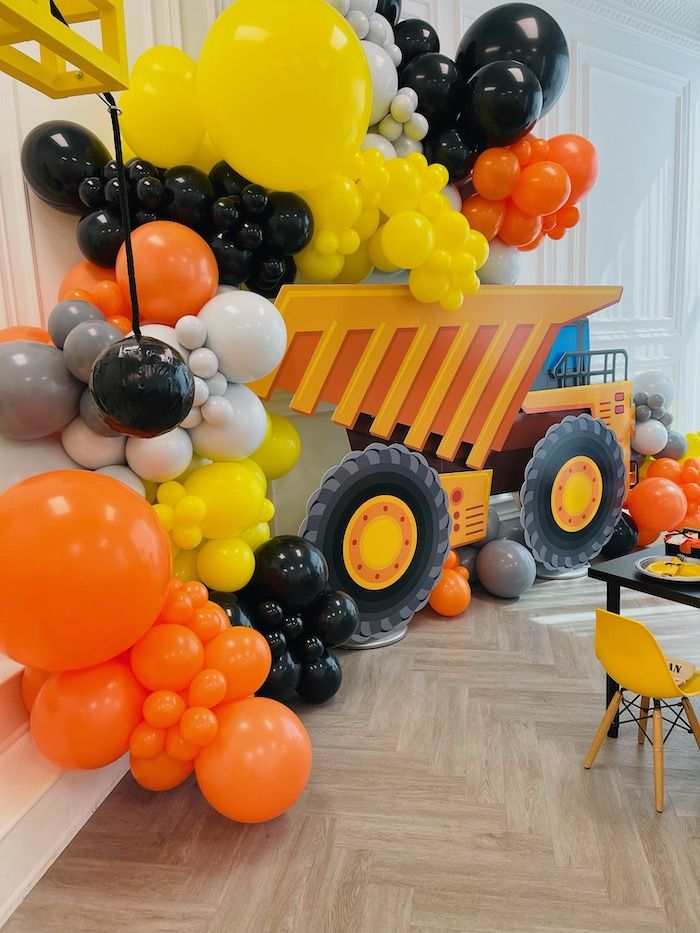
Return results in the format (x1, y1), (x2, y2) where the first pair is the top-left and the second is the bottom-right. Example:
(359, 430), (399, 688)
(584, 609), (700, 812)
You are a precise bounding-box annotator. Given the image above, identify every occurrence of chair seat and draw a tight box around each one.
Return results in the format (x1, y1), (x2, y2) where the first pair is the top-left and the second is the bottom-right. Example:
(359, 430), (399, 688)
(679, 673), (700, 698)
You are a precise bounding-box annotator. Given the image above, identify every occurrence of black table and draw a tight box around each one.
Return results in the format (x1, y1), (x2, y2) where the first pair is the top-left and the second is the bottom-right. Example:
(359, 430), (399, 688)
(588, 547), (700, 737)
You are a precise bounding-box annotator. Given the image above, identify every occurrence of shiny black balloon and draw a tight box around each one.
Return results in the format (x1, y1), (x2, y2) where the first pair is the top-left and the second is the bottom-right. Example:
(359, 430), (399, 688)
(211, 196), (241, 229)
(257, 651), (301, 701)
(235, 221), (264, 251)
(251, 536), (329, 609)
(21, 121), (111, 215)
(134, 209), (159, 227)
(294, 634), (324, 662)
(209, 160), (249, 198)
(207, 591), (254, 628)
(163, 165), (214, 229)
(256, 255), (286, 285)
(136, 175), (165, 210)
(76, 207), (124, 267)
(306, 591), (359, 648)
(206, 230), (254, 286)
(103, 177), (122, 206)
(102, 159), (119, 181)
(423, 126), (479, 183)
(240, 184), (271, 218)
(400, 53), (464, 127)
(282, 615), (304, 640)
(127, 158), (158, 184)
(263, 629), (287, 661)
(601, 513), (639, 559)
(394, 19), (439, 71)
(255, 599), (285, 631)
(264, 192), (314, 255)
(89, 336), (194, 438)
(456, 2), (569, 118)
(78, 176), (105, 209)
(296, 651), (342, 704)
(376, 0), (401, 26)
(461, 60), (542, 147)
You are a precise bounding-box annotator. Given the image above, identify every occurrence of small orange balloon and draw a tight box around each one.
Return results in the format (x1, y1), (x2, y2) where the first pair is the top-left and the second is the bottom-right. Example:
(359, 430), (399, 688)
(181, 581), (209, 609)
(461, 194), (506, 241)
(499, 203), (543, 248)
(58, 259), (117, 301)
(510, 138), (532, 166)
(647, 458), (683, 482)
(472, 148), (521, 201)
(558, 205), (580, 229)
(142, 689), (186, 728)
(180, 706), (218, 746)
(518, 232), (545, 252)
(188, 668), (228, 708)
(21, 666), (52, 712)
(682, 482), (700, 505)
(546, 135), (599, 205)
(92, 280), (130, 318)
(131, 624), (204, 692)
(511, 162), (572, 217)
(165, 723), (199, 761)
(159, 590), (195, 626)
(188, 606), (227, 644)
(527, 137), (549, 162)
(454, 565), (470, 582)
(541, 214), (558, 233)
(129, 721), (166, 759)
(681, 462), (700, 484)
(0, 325), (52, 345)
(204, 628), (271, 702)
(130, 750), (193, 791)
(429, 569), (471, 617)
(107, 315), (132, 335)
(443, 549), (459, 569)
(548, 224), (567, 241)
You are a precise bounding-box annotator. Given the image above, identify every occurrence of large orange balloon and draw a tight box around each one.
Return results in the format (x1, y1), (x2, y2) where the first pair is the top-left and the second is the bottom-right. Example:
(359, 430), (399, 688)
(130, 624), (204, 691)
(461, 195), (506, 241)
(31, 658), (146, 769)
(195, 698), (312, 822)
(546, 135), (599, 205)
(204, 628), (271, 702)
(58, 260), (116, 301)
(636, 527), (660, 548)
(472, 148), (520, 201)
(116, 222), (218, 324)
(0, 471), (171, 670)
(647, 458), (683, 482)
(627, 478), (687, 535)
(130, 750), (194, 791)
(511, 162), (571, 217)
(0, 326), (52, 345)
(499, 203), (543, 248)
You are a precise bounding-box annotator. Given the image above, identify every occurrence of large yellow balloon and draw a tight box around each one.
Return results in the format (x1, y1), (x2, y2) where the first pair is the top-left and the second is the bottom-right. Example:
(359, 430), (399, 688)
(184, 462), (265, 539)
(250, 414), (301, 481)
(197, 0), (371, 192)
(197, 538), (255, 592)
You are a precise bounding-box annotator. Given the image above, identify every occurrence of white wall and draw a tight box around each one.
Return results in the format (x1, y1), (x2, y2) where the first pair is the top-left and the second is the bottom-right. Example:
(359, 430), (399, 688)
(2, 0), (699, 428)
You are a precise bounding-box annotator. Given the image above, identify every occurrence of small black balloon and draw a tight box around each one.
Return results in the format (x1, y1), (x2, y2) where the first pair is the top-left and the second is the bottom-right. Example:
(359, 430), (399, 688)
(282, 615), (304, 640)
(103, 177), (122, 206)
(103, 159), (119, 181)
(240, 184), (271, 218)
(89, 336), (194, 438)
(235, 221), (264, 251)
(251, 536), (329, 609)
(134, 209), (159, 227)
(257, 651), (301, 701)
(601, 513), (639, 559)
(423, 126), (479, 183)
(255, 599), (285, 631)
(78, 176), (105, 209)
(127, 158), (158, 184)
(296, 651), (342, 704)
(209, 160), (250, 198)
(76, 207), (124, 267)
(264, 192), (314, 255)
(207, 591), (254, 628)
(461, 60), (542, 148)
(211, 196), (241, 229)
(376, 0), (401, 26)
(163, 165), (214, 229)
(294, 634), (324, 662)
(255, 254), (286, 285)
(306, 591), (359, 648)
(394, 19), (440, 71)
(264, 629), (287, 661)
(206, 230), (254, 286)
(400, 53), (464, 128)
(136, 175), (164, 210)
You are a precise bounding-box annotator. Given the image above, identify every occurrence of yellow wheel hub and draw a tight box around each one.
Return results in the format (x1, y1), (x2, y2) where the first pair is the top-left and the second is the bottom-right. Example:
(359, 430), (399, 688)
(343, 495), (418, 590)
(551, 456), (602, 532)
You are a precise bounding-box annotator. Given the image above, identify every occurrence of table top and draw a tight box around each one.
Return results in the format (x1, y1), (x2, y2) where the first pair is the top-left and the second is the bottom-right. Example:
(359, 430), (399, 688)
(589, 547), (700, 610)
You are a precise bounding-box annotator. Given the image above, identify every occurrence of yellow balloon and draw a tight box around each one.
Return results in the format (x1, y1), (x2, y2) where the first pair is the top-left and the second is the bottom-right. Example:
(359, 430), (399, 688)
(152, 503), (174, 532)
(355, 207), (380, 242)
(189, 135), (220, 174)
(157, 481), (185, 507)
(250, 413), (302, 480)
(173, 525), (203, 551)
(382, 211), (435, 269)
(422, 164), (450, 193)
(238, 458), (267, 493)
(197, 0), (371, 192)
(184, 462), (265, 539)
(338, 229), (361, 256)
(368, 226), (400, 273)
(131, 46), (197, 85)
(238, 522), (272, 552)
(197, 538), (255, 592)
(409, 267), (450, 304)
(304, 175), (362, 231)
(174, 495), (207, 525)
(468, 230), (490, 270)
(120, 71), (204, 168)
(440, 288), (464, 312)
(173, 548), (199, 582)
(379, 160), (421, 216)
(260, 498), (276, 523)
(432, 212), (470, 251)
(296, 246), (345, 282)
(336, 241), (373, 284)
(175, 455), (212, 483)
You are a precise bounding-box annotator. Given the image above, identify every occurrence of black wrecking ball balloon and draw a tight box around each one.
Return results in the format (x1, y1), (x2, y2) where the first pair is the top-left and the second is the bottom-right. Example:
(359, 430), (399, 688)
(600, 513), (639, 560)
(76, 206), (124, 268)
(264, 192), (314, 255)
(163, 165), (214, 229)
(251, 536), (329, 610)
(400, 53), (464, 128)
(306, 591), (359, 648)
(257, 651), (301, 701)
(376, 0), (401, 26)
(89, 336), (194, 438)
(209, 160), (250, 198)
(207, 591), (254, 628)
(461, 60), (542, 148)
(296, 651), (342, 705)
(394, 19), (440, 72)
(423, 126), (479, 184)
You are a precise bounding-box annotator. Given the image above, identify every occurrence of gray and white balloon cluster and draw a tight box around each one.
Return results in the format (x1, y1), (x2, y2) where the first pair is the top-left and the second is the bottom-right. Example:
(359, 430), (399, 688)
(631, 369), (687, 461)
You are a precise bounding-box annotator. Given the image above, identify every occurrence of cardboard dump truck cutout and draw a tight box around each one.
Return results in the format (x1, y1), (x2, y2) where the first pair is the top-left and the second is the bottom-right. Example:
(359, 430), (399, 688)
(253, 284), (630, 644)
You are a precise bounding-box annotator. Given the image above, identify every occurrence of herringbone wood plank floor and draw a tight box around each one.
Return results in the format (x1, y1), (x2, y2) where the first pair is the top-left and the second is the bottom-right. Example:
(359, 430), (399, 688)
(7, 575), (700, 933)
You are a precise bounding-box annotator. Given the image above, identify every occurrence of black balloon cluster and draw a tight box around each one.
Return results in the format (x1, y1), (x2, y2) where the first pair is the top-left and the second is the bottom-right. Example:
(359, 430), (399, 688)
(236, 536), (359, 705)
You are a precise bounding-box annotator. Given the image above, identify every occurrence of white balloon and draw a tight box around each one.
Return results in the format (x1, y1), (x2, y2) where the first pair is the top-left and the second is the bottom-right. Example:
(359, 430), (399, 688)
(478, 238), (522, 285)
(441, 184), (462, 212)
(181, 407), (203, 429)
(405, 112), (429, 141)
(126, 428), (193, 483)
(202, 396), (234, 426)
(398, 87), (418, 109)
(189, 347), (219, 379)
(352, 0), (377, 13)
(193, 376), (210, 408)
(198, 290), (287, 384)
(361, 41), (399, 125)
(388, 43), (402, 67)
(394, 136), (423, 158)
(631, 420), (669, 457)
(633, 370), (676, 408)
(390, 93), (417, 123)
(96, 465), (146, 497)
(367, 11), (390, 45)
(61, 417), (126, 469)
(347, 9), (369, 38)
(206, 371), (229, 397)
(378, 113), (403, 142)
(0, 435), (80, 493)
(175, 315), (207, 351)
(189, 383), (267, 461)
(215, 284), (239, 296)
(361, 132), (397, 160)
(134, 324), (189, 362)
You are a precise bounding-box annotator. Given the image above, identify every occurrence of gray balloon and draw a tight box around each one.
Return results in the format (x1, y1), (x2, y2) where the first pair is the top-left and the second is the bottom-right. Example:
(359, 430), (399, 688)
(635, 404), (651, 422)
(0, 341), (81, 439)
(633, 391), (648, 406)
(48, 299), (104, 349)
(498, 517), (527, 546)
(457, 545), (479, 585)
(651, 408), (666, 421)
(647, 392), (665, 410)
(79, 388), (119, 437)
(474, 507), (500, 549)
(660, 411), (673, 427)
(659, 430), (688, 461)
(477, 539), (536, 599)
(63, 320), (123, 383)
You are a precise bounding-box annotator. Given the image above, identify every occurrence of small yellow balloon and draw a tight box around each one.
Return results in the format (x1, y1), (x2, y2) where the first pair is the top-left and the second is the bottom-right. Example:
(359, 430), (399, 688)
(260, 498), (276, 523)
(355, 207), (380, 242)
(409, 267), (450, 304)
(296, 246), (345, 282)
(305, 175), (363, 231)
(440, 288), (464, 312)
(338, 229), (361, 256)
(422, 164), (450, 193)
(184, 462), (265, 539)
(453, 272), (480, 296)
(152, 503), (175, 531)
(174, 495), (207, 526)
(419, 192), (449, 218)
(250, 413), (302, 481)
(427, 249), (452, 275)
(407, 152), (429, 174)
(315, 231), (340, 257)
(131, 46), (197, 84)
(379, 160), (422, 216)
(468, 230), (490, 270)
(368, 226), (400, 273)
(197, 538), (255, 592)
(453, 251), (477, 278)
(173, 525), (203, 551)
(432, 212), (470, 251)
(157, 481), (185, 507)
(173, 548), (199, 582)
(238, 521), (272, 552)
(336, 241), (373, 284)
(382, 211), (435, 269)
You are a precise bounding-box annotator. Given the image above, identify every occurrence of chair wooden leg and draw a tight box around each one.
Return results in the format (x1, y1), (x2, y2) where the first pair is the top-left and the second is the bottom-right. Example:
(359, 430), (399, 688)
(682, 698), (700, 750)
(652, 702), (664, 813)
(638, 696), (650, 745)
(584, 691), (622, 769)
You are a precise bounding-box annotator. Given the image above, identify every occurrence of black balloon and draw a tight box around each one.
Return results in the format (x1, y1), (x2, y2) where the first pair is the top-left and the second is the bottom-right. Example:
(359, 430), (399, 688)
(601, 513), (639, 559)
(307, 591), (359, 647)
(295, 634), (324, 662)
(461, 60), (542, 147)
(263, 629), (287, 661)
(240, 184), (271, 218)
(163, 165), (214, 229)
(257, 651), (301, 701)
(134, 209), (159, 227)
(401, 53), (464, 128)
(127, 158), (158, 184)
(376, 0), (401, 26)
(206, 230), (254, 286)
(394, 19), (439, 71)
(297, 651), (342, 704)
(136, 175), (165, 210)
(282, 614), (304, 640)
(21, 121), (110, 214)
(251, 536), (329, 609)
(423, 126), (479, 183)
(264, 193), (314, 254)
(89, 336), (194, 438)
(207, 591), (254, 628)
(456, 2), (569, 117)
(76, 207), (124, 267)
(255, 599), (285, 631)
(103, 177), (122, 206)
(211, 196), (241, 229)
(103, 159), (119, 181)
(235, 221), (264, 251)
(78, 176), (105, 209)
(209, 160), (249, 198)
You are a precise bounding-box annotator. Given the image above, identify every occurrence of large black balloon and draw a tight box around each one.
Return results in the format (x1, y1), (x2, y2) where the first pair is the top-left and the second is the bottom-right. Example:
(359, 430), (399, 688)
(76, 207), (124, 267)
(306, 591), (359, 648)
(423, 126), (479, 183)
(297, 651), (342, 704)
(257, 651), (301, 701)
(21, 121), (111, 215)
(601, 513), (639, 559)
(251, 536), (328, 609)
(89, 336), (194, 438)
(206, 230), (254, 286)
(376, 0), (401, 26)
(461, 60), (542, 147)
(163, 165), (214, 228)
(207, 591), (254, 628)
(400, 53), (464, 128)
(264, 193), (314, 255)
(209, 161), (249, 198)
(394, 19), (439, 71)
(456, 3), (569, 117)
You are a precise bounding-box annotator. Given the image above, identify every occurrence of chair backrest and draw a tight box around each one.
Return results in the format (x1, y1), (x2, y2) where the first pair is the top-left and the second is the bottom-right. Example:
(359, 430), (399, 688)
(595, 609), (682, 698)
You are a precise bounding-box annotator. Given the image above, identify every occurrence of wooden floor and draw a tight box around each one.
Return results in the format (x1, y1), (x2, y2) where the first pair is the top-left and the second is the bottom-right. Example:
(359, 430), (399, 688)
(7, 574), (700, 933)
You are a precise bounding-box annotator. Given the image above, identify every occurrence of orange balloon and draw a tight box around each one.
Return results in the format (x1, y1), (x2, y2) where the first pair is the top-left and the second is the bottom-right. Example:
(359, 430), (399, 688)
(195, 698), (312, 823)
(0, 471), (170, 671)
(180, 706), (218, 746)
(461, 195), (506, 241)
(21, 666), (52, 712)
(165, 723), (199, 761)
(541, 214), (558, 233)
(159, 590), (196, 625)
(454, 565), (470, 582)
(203, 628), (271, 702)
(429, 569), (471, 617)
(142, 689), (186, 728)
(129, 721), (166, 759)
(510, 138), (532, 166)
(63, 288), (97, 305)
(58, 260), (117, 301)
(546, 135), (599, 205)
(31, 658), (146, 770)
(499, 203), (542, 248)
(91, 280), (130, 318)
(443, 549), (459, 569)
(131, 624), (204, 692)
(627, 478), (687, 534)
(107, 314), (132, 335)
(130, 750), (193, 791)
(0, 325), (52, 345)
(472, 148), (521, 201)
(187, 606), (227, 644)
(180, 581), (209, 609)
(548, 224), (567, 241)
(648, 458), (683, 482)
(682, 482), (700, 505)
(558, 205), (580, 229)
(636, 527), (660, 548)
(527, 137), (549, 162)
(116, 222), (218, 325)
(518, 232), (545, 252)
(681, 462), (700, 484)
(188, 668), (228, 708)
(511, 162), (572, 217)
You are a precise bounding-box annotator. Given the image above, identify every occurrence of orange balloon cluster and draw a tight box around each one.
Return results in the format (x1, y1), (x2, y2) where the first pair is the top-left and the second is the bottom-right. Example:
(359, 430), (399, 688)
(640, 458), (700, 529)
(59, 259), (132, 333)
(626, 460), (697, 539)
(462, 133), (599, 251)
(429, 550), (472, 617)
